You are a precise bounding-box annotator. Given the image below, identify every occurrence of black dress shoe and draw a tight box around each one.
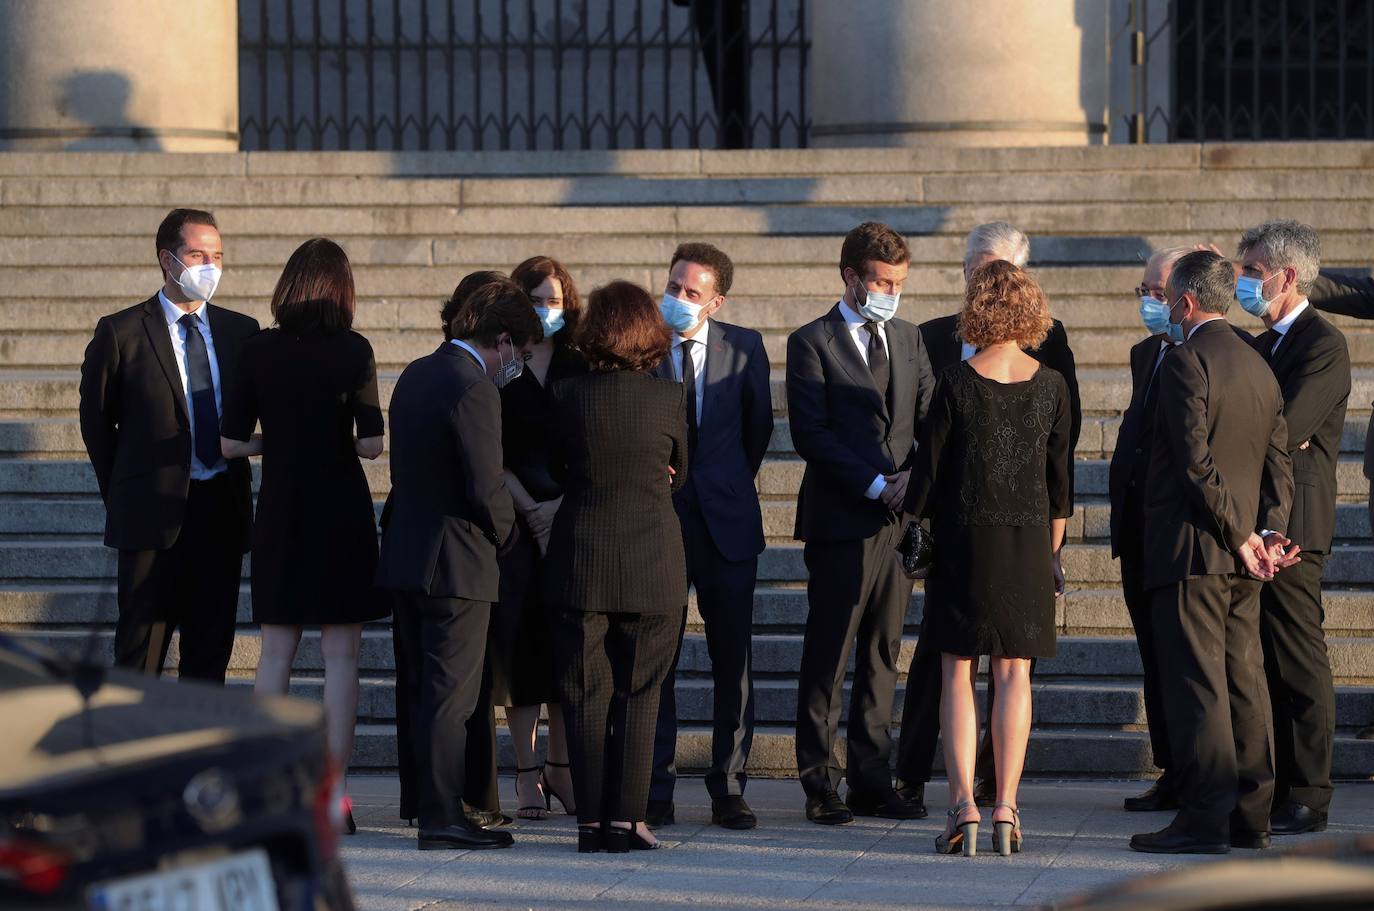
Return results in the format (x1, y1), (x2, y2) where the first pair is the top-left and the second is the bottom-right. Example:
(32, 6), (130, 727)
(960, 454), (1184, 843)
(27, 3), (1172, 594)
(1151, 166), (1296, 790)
(972, 778), (996, 808)
(465, 808), (513, 829)
(1129, 825), (1229, 855)
(1270, 800), (1328, 835)
(711, 796), (758, 830)
(805, 790), (854, 825)
(645, 800), (675, 829)
(894, 780), (925, 806)
(845, 787), (927, 820)
(417, 820), (515, 850)
(1230, 829), (1271, 850)
(1123, 777), (1180, 813)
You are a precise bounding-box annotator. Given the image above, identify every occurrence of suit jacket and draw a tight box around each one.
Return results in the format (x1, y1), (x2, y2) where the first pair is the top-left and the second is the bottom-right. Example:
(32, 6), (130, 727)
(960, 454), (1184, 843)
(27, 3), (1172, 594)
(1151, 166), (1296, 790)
(653, 319), (774, 562)
(375, 343), (515, 602)
(1107, 335), (1167, 558)
(78, 294), (257, 552)
(1251, 306), (1350, 554)
(1142, 320), (1293, 589)
(543, 370), (690, 613)
(919, 312), (1083, 458)
(1308, 269), (1374, 479)
(786, 304), (936, 543)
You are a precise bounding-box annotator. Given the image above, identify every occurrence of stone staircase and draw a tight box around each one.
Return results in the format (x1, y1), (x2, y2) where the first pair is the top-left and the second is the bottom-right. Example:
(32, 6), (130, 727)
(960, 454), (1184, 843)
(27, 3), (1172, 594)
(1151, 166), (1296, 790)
(2, 143), (1373, 778)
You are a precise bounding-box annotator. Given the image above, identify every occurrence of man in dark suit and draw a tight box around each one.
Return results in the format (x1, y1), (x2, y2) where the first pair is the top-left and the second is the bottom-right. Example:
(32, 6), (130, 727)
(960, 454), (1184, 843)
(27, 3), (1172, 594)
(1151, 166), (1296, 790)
(1236, 221), (1350, 836)
(787, 222), (936, 825)
(895, 221), (1081, 811)
(1130, 250), (1294, 855)
(647, 243), (773, 830)
(376, 280), (541, 851)
(79, 208), (258, 683)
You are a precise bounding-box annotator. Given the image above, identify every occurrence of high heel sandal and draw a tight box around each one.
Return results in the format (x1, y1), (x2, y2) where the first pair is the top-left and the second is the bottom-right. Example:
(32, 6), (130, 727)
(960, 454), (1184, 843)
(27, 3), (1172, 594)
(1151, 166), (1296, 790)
(935, 801), (980, 857)
(992, 804), (1022, 856)
(577, 825), (603, 853)
(515, 765), (548, 820)
(605, 824), (657, 853)
(541, 760), (577, 815)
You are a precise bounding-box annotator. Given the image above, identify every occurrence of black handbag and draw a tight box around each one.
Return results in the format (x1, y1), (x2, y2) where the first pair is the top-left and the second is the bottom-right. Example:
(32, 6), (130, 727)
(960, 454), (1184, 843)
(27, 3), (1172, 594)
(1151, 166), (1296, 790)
(896, 520), (934, 580)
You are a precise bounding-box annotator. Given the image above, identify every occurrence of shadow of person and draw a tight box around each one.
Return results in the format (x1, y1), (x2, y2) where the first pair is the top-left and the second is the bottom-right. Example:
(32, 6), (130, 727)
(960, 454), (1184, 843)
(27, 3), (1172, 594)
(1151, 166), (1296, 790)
(58, 69), (163, 150)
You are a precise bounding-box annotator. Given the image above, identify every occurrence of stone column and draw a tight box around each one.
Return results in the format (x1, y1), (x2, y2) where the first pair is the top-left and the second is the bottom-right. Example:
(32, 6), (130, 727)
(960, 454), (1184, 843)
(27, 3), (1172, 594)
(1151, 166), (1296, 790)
(0, 0), (238, 151)
(809, 0), (1109, 147)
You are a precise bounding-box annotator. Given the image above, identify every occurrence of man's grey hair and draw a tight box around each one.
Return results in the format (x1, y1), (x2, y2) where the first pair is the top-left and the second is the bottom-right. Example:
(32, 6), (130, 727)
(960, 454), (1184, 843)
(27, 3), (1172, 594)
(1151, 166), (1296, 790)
(1169, 250), (1235, 315)
(1236, 219), (1321, 294)
(964, 221), (1030, 268)
(1146, 245), (1196, 273)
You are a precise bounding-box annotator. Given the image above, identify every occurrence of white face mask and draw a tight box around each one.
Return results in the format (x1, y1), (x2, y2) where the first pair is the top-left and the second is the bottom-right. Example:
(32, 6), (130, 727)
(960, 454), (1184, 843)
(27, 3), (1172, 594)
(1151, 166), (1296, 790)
(494, 339), (523, 389)
(169, 253), (222, 302)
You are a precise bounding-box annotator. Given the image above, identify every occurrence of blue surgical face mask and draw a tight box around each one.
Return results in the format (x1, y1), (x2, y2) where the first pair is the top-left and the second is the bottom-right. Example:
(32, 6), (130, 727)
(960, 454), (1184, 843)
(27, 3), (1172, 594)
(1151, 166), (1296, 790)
(533, 306), (565, 336)
(852, 278), (900, 322)
(1139, 295), (1171, 336)
(1165, 297), (1186, 345)
(661, 294), (703, 333)
(1236, 272), (1279, 318)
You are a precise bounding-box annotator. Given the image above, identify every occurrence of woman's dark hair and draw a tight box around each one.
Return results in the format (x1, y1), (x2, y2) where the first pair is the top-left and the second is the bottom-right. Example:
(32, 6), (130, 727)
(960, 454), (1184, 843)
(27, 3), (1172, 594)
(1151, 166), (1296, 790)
(441, 270), (507, 341)
(270, 238), (355, 334)
(575, 280), (671, 373)
(511, 255), (581, 345)
(448, 277), (543, 349)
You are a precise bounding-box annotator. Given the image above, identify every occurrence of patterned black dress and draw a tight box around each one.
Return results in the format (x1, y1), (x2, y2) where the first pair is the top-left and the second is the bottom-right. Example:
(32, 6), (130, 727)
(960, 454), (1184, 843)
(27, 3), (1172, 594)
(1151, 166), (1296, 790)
(909, 361), (1072, 658)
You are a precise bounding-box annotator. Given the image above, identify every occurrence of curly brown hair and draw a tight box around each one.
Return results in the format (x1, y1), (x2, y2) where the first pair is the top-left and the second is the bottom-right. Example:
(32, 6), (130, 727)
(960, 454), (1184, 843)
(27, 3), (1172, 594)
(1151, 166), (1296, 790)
(957, 260), (1052, 351)
(576, 280), (671, 373)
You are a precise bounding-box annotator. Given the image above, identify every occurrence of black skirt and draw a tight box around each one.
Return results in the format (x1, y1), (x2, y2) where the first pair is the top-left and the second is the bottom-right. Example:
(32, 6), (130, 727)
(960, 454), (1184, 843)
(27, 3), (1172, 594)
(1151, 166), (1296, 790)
(488, 514), (558, 706)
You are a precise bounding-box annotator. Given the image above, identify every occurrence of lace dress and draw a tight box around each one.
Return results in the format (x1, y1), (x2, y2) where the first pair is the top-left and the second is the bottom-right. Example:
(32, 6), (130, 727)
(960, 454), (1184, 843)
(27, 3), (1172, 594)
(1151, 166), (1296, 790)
(908, 361), (1073, 657)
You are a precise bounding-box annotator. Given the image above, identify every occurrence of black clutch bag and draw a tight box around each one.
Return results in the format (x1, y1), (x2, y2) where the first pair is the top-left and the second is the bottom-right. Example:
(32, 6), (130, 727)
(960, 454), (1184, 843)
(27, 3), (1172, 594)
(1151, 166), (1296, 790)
(896, 521), (934, 580)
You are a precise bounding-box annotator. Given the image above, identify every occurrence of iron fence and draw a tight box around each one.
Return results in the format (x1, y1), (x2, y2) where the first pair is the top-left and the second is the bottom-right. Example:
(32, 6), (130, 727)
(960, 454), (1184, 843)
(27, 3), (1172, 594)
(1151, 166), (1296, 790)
(238, 0), (809, 151)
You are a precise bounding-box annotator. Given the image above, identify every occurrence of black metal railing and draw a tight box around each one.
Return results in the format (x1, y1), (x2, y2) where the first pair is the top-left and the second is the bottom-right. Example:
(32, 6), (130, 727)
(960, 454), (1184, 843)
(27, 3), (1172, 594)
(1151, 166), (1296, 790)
(1125, 0), (1374, 142)
(238, 0), (809, 151)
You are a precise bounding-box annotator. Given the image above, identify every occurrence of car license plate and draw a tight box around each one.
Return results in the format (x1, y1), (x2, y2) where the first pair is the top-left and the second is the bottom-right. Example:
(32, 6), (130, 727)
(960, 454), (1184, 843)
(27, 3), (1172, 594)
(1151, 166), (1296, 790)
(88, 848), (278, 911)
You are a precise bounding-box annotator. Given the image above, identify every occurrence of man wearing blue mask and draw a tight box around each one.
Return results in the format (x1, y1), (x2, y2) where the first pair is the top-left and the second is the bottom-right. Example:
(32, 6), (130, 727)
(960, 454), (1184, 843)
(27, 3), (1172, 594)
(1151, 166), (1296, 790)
(79, 208), (259, 683)
(647, 242), (773, 831)
(1236, 220), (1350, 837)
(787, 222), (936, 824)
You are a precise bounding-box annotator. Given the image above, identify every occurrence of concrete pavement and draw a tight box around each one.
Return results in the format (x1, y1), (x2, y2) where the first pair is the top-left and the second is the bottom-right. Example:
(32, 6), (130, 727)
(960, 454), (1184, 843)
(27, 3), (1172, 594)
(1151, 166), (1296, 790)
(340, 776), (1374, 910)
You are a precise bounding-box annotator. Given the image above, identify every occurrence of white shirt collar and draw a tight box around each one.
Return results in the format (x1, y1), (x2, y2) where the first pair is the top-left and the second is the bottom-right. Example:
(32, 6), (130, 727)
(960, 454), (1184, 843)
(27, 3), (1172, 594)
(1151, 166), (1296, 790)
(1271, 299), (1310, 336)
(1186, 316), (1225, 340)
(674, 318), (710, 350)
(158, 289), (207, 327)
(449, 337), (487, 369)
(837, 299), (866, 326)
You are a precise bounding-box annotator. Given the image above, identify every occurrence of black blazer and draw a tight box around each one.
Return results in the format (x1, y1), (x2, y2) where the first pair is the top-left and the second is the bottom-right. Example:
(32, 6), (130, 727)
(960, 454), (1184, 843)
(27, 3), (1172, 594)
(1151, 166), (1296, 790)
(1107, 336), (1167, 558)
(919, 312), (1083, 458)
(786, 304), (936, 543)
(375, 343), (515, 602)
(78, 294), (257, 552)
(1251, 306), (1350, 554)
(543, 370), (690, 613)
(1309, 269), (1374, 480)
(1142, 320), (1293, 590)
(653, 319), (774, 562)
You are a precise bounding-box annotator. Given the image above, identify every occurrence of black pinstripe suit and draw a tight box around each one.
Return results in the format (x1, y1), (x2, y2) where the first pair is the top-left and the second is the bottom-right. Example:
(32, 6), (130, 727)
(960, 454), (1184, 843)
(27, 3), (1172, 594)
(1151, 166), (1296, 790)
(545, 369), (690, 823)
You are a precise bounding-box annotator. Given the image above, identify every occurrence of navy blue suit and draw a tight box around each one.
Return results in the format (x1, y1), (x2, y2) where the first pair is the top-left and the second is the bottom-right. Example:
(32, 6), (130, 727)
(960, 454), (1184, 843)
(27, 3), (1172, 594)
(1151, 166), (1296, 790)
(650, 318), (774, 801)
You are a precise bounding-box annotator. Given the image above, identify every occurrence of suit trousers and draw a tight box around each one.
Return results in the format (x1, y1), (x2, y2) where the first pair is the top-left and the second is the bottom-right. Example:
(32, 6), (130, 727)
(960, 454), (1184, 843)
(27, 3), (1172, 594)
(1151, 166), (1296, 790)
(796, 523), (913, 798)
(555, 606), (682, 825)
(1121, 548), (1172, 772)
(1152, 574), (1274, 842)
(393, 592), (491, 829)
(650, 498), (758, 801)
(1259, 550), (1335, 813)
(114, 474), (243, 683)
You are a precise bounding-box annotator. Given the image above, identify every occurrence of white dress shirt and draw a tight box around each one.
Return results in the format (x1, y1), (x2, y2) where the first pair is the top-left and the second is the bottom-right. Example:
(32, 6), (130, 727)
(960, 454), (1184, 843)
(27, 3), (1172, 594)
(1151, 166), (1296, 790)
(836, 300), (893, 501)
(671, 320), (709, 425)
(449, 337), (487, 370)
(1268, 299), (1310, 355)
(158, 290), (225, 480)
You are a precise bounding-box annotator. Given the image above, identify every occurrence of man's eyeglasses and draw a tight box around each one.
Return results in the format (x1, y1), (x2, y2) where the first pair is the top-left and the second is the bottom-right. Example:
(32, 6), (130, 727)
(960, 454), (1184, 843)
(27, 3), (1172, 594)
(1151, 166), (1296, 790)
(1135, 284), (1167, 302)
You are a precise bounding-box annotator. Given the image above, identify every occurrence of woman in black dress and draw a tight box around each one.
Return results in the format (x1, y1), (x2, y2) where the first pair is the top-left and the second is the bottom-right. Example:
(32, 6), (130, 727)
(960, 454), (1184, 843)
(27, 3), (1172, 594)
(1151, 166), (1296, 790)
(905, 261), (1071, 857)
(220, 238), (386, 833)
(545, 280), (689, 853)
(495, 256), (587, 819)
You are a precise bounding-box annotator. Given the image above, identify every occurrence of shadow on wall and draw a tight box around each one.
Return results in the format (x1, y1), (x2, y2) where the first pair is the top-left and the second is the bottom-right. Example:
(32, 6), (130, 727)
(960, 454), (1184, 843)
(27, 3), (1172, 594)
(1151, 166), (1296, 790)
(58, 70), (162, 151)
(1075, 0), (1111, 146)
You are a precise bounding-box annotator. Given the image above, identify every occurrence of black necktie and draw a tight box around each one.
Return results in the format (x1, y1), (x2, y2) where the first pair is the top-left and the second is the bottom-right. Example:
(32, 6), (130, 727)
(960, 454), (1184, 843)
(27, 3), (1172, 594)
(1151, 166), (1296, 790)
(179, 314), (222, 469)
(864, 321), (890, 396)
(1258, 328), (1281, 363)
(680, 338), (699, 460)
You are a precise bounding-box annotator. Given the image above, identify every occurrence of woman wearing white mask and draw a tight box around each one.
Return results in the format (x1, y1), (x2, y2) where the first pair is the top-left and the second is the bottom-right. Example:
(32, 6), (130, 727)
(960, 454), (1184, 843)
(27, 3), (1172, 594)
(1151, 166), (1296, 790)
(493, 256), (588, 820)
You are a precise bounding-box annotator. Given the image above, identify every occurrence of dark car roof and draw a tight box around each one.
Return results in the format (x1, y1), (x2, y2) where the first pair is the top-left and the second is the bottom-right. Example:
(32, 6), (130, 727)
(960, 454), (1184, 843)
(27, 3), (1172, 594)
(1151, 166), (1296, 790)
(0, 635), (322, 796)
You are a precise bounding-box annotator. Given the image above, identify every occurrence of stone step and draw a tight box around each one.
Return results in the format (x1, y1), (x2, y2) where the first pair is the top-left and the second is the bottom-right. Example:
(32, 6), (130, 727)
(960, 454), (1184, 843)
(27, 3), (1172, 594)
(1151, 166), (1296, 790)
(4, 582), (1373, 639)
